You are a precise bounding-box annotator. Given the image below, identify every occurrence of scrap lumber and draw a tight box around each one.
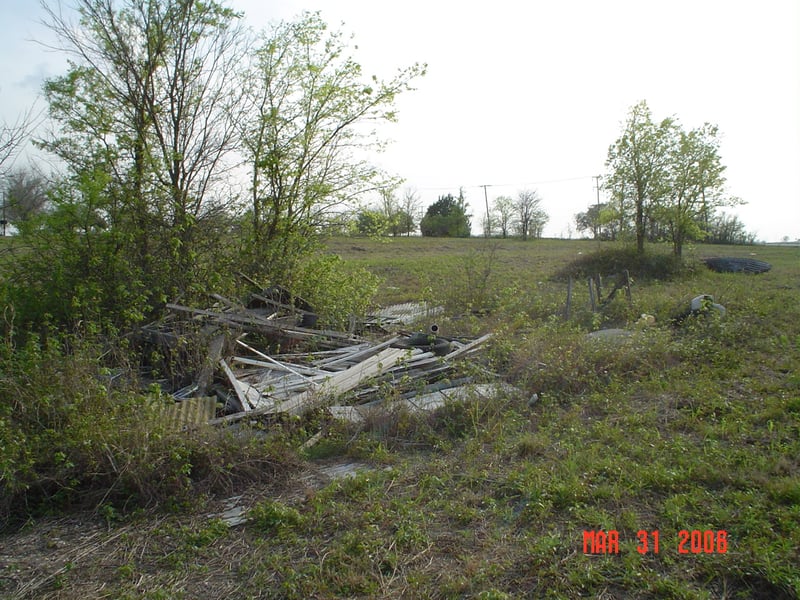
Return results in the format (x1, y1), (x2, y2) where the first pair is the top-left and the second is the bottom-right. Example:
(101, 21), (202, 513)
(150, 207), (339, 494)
(364, 302), (444, 328)
(441, 333), (492, 360)
(166, 302), (361, 349)
(329, 383), (517, 423)
(270, 346), (410, 415)
(197, 332), (226, 396)
(219, 358), (270, 411)
(164, 294), (495, 425)
(209, 346), (409, 424)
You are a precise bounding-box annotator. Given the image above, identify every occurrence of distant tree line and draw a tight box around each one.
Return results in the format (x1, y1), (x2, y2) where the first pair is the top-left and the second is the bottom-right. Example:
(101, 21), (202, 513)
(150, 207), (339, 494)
(486, 189), (548, 240)
(352, 186), (551, 240)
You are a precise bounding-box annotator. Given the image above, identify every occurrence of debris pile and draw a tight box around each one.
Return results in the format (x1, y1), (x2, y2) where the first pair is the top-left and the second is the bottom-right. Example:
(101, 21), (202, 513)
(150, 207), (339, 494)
(139, 290), (494, 427)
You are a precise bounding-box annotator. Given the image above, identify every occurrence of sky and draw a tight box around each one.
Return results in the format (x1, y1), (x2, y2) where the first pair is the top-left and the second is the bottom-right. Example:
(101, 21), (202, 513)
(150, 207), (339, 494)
(1, 0), (798, 242)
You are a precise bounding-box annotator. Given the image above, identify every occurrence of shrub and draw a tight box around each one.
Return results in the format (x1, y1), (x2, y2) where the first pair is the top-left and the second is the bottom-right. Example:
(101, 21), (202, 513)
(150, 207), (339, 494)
(289, 253), (381, 330)
(0, 330), (299, 528)
(556, 244), (686, 281)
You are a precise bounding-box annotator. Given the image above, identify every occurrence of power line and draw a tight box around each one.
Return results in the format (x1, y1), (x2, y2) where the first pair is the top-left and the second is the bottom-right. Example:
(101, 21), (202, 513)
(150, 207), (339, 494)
(410, 175), (597, 193)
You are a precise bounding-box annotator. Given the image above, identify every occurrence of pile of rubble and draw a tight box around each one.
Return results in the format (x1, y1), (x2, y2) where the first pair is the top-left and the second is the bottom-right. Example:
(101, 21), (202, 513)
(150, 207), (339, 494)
(137, 287), (494, 429)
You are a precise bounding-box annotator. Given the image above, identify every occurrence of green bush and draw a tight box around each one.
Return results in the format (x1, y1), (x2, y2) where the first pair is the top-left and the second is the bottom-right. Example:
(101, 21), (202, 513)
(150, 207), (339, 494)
(556, 244), (686, 281)
(0, 330), (299, 528)
(290, 253), (381, 330)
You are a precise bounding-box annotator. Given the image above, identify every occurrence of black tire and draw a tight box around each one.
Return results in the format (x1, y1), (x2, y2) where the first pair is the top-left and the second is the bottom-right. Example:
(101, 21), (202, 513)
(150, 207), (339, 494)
(703, 257), (771, 274)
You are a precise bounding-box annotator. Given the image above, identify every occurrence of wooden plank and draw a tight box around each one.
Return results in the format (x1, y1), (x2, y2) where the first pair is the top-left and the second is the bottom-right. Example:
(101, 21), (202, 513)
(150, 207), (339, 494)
(275, 347), (408, 415)
(314, 336), (403, 368)
(441, 333), (492, 360)
(219, 359), (252, 411)
(197, 332), (226, 396)
(209, 347), (408, 423)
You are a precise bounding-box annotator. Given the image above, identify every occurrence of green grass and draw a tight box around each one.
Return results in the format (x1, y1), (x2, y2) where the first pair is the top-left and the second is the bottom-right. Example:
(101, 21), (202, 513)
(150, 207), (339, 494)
(2, 237), (799, 599)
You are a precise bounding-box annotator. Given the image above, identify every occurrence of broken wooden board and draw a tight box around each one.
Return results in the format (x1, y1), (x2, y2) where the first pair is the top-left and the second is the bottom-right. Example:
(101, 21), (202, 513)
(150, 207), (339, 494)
(270, 346), (410, 415)
(329, 383), (517, 423)
(209, 346), (410, 424)
(364, 302), (444, 328)
(219, 359), (272, 411)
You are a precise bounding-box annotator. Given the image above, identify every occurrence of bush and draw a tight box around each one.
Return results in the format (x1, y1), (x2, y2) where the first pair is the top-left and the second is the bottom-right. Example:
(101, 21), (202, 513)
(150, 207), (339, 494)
(556, 244), (686, 281)
(290, 253), (381, 330)
(0, 330), (299, 529)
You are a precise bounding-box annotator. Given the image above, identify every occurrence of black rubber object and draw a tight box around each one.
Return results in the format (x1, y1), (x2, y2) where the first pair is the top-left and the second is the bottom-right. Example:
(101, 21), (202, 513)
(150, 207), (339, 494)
(395, 333), (452, 356)
(703, 257), (771, 274)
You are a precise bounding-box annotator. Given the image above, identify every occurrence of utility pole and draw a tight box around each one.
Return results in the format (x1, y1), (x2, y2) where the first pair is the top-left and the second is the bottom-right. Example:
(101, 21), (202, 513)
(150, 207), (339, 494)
(592, 175), (602, 239)
(593, 175), (602, 208)
(481, 184), (491, 238)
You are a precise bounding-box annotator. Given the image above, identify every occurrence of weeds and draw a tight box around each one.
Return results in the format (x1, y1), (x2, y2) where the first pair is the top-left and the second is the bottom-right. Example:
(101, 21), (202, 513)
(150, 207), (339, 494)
(1, 239), (799, 599)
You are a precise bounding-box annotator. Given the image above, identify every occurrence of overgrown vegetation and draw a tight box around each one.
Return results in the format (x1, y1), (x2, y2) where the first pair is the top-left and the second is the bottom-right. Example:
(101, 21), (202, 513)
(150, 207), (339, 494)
(0, 1), (796, 597)
(0, 327), (302, 529)
(1, 238), (798, 599)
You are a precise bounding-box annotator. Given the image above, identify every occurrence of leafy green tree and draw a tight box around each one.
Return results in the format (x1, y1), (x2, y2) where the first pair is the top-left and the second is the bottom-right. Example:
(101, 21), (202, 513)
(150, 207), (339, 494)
(389, 209), (415, 236)
(657, 122), (733, 256)
(30, 0), (245, 326)
(236, 11), (424, 279)
(605, 101), (674, 254)
(575, 202), (619, 240)
(606, 101), (738, 256)
(420, 192), (471, 237)
(575, 203), (601, 239)
(356, 208), (389, 237)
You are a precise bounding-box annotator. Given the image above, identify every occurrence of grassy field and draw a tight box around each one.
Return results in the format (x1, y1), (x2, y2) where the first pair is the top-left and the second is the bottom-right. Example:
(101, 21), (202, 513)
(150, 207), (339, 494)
(2, 237), (799, 599)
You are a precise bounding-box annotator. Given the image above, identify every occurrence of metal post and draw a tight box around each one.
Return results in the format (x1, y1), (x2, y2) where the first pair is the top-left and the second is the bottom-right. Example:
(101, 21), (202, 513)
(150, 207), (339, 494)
(565, 276), (573, 320)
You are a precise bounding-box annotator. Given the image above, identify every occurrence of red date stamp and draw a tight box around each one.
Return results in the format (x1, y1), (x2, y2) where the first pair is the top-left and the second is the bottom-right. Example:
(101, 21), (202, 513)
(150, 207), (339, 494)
(583, 529), (727, 555)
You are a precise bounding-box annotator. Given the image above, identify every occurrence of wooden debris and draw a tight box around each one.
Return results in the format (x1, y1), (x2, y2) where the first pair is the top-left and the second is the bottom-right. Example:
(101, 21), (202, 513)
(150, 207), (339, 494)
(151, 293), (494, 426)
(364, 302), (443, 328)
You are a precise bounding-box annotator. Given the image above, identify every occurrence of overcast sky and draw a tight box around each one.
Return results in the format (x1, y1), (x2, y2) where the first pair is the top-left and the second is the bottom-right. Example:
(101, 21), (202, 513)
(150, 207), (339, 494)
(1, 0), (798, 241)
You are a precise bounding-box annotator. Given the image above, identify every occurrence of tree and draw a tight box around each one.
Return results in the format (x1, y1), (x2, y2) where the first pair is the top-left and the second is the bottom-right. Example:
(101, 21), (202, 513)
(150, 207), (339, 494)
(605, 100), (674, 254)
(530, 206), (549, 239)
(377, 187), (410, 236)
(355, 208), (389, 237)
(492, 195), (514, 238)
(0, 105), (37, 178)
(657, 122), (732, 256)
(419, 191), (470, 237)
(515, 189), (546, 240)
(398, 187), (420, 236)
(606, 101), (738, 256)
(3, 167), (50, 223)
(236, 11), (424, 277)
(575, 204), (601, 239)
(575, 202), (619, 240)
(39, 0), (245, 307)
(706, 212), (756, 245)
